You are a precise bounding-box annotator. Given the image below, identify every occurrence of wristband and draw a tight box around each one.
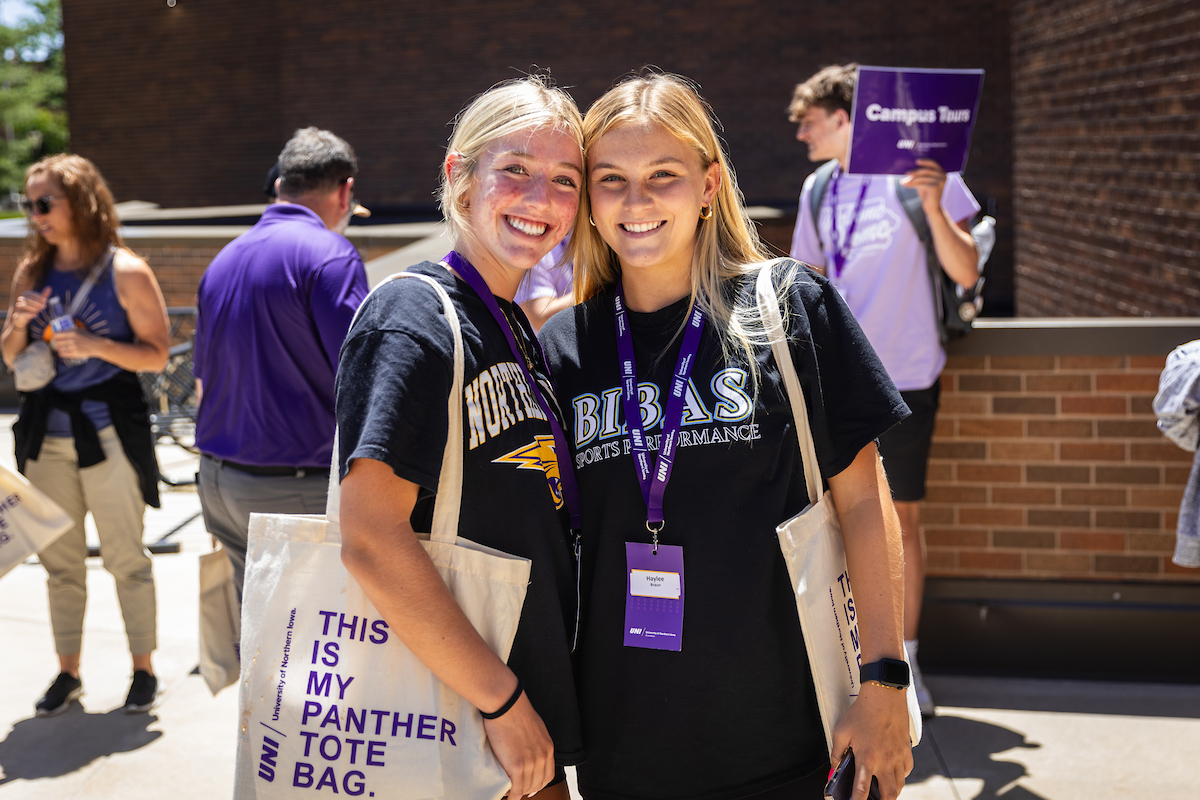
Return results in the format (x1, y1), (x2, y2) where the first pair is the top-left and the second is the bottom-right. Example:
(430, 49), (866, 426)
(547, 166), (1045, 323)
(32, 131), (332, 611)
(480, 677), (523, 720)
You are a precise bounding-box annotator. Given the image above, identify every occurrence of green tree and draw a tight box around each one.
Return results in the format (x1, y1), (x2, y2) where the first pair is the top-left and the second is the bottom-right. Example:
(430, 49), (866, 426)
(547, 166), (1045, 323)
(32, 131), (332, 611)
(0, 0), (67, 198)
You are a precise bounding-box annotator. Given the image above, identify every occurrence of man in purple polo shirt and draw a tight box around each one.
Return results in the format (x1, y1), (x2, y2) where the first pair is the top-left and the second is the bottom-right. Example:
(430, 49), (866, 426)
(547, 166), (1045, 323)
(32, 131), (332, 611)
(193, 127), (369, 599)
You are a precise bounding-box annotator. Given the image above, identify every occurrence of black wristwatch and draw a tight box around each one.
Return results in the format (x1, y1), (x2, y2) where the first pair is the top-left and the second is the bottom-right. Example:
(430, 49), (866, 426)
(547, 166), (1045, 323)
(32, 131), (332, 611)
(860, 658), (910, 690)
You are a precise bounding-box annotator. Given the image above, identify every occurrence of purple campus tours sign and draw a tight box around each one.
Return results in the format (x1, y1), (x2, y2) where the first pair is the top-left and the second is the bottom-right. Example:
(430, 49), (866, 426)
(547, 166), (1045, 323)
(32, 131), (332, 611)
(846, 66), (985, 176)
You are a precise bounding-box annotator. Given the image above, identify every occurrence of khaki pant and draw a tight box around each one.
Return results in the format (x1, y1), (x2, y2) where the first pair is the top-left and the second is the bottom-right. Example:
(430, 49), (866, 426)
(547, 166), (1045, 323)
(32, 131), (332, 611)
(26, 426), (157, 655)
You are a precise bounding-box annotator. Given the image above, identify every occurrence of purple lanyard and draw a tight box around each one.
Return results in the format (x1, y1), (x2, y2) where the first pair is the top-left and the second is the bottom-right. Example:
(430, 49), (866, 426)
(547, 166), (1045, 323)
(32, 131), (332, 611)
(613, 281), (706, 546)
(443, 251), (581, 531)
(827, 166), (870, 279)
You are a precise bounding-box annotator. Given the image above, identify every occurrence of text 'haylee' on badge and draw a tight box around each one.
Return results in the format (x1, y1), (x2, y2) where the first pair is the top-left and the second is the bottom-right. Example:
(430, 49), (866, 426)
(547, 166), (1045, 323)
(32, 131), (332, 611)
(629, 569), (681, 599)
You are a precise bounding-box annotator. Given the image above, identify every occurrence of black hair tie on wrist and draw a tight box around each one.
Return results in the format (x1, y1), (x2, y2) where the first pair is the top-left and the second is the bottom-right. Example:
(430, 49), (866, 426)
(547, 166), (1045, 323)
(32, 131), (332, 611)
(480, 678), (523, 720)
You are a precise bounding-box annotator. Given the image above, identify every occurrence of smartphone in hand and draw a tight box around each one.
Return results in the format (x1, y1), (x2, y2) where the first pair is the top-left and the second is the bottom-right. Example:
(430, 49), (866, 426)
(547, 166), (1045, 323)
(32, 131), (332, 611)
(824, 748), (881, 800)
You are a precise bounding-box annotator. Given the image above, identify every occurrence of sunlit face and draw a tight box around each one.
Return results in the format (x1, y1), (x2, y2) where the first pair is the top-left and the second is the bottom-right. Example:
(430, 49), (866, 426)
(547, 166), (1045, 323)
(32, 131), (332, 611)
(25, 173), (74, 247)
(795, 106), (850, 164)
(587, 122), (719, 283)
(457, 126), (582, 281)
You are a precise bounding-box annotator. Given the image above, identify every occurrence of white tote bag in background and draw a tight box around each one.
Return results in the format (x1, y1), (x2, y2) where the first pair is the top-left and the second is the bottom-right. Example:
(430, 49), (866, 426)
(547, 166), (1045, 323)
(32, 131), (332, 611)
(198, 543), (241, 695)
(0, 462), (73, 579)
(233, 272), (531, 800)
(755, 264), (922, 755)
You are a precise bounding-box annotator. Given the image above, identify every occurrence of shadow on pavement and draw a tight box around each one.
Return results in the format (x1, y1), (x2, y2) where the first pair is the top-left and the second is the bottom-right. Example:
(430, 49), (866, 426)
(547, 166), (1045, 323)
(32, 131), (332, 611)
(912, 714), (1047, 800)
(0, 705), (162, 784)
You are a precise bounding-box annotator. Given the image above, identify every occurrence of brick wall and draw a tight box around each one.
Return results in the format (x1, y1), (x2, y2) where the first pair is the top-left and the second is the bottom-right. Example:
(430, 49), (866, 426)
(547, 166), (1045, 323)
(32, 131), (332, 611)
(60, 0), (1016, 314)
(926, 336), (1197, 583)
(1010, 0), (1200, 316)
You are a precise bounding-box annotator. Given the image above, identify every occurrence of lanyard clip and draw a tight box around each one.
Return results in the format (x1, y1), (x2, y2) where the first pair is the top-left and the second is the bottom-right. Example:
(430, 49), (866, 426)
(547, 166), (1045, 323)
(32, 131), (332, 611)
(646, 520), (664, 555)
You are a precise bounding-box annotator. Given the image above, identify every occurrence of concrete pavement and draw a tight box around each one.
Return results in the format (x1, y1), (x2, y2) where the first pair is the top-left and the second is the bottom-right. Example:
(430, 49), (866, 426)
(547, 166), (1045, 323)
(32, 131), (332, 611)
(1, 415), (1198, 798)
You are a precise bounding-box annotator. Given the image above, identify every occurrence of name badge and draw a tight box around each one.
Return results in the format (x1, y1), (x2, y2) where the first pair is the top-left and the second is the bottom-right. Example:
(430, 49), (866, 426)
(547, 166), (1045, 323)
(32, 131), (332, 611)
(624, 542), (684, 651)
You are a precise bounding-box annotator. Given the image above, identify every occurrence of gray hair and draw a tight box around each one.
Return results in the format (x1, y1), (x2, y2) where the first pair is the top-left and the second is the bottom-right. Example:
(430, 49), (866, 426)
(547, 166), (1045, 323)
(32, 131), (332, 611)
(278, 127), (358, 197)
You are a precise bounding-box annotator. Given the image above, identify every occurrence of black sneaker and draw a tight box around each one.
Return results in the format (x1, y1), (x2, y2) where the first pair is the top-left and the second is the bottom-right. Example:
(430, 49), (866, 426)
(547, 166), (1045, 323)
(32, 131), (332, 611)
(35, 672), (83, 717)
(123, 670), (158, 714)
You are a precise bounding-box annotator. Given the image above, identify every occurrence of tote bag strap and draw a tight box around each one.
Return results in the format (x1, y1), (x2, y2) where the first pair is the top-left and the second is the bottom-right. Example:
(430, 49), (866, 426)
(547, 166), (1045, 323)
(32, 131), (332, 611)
(66, 246), (116, 316)
(754, 262), (822, 507)
(325, 270), (465, 547)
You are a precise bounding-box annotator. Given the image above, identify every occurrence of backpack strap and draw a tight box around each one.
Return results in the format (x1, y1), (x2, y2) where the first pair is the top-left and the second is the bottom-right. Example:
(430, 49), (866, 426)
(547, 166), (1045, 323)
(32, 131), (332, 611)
(807, 160), (839, 252)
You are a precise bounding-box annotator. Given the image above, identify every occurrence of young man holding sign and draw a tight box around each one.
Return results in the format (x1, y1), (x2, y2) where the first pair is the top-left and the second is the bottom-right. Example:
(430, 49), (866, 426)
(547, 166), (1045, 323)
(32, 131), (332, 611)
(787, 64), (982, 716)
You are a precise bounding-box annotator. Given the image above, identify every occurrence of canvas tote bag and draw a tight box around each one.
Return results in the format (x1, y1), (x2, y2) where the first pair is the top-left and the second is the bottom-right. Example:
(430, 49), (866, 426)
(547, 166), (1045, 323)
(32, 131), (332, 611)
(198, 542), (241, 695)
(755, 264), (922, 755)
(0, 461), (73, 579)
(233, 272), (531, 800)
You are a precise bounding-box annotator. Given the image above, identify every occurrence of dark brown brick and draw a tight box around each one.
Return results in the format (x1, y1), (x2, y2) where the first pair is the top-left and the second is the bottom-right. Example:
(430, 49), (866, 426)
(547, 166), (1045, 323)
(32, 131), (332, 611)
(1094, 511), (1161, 530)
(993, 487), (1056, 505)
(1060, 396), (1128, 415)
(1061, 532), (1126, 552)
(957, 419), (1024, 438)
(1060, 442), (1126, 462)
(1027, 465), (1091, 484)
(1096, 374), (1161, 393)
(1130, 356), (1167, 370)
(1028, 419), (1094, 438)
(959, 507), (1024, 526)
(991, 442), (1056, 461)
(920, 507), (955, 525)
(928, 442), (987, 460)
(1166, 467), (1194, 486)
(1026, 375), (1092, 392)
(994, 397), (1056, 415)
(927, 463), (953, 482)
(925, 550), (957, 571)
(1129, 533), (1176, 552)
(1060, 357), (1124, 370)
(1094, 466), (1161, 485)
(1028, 509), (1092, 527)
(941, 396), (989, 415)
(1097, 420), (1162, 439)
(1130, 443), (1194, 463)
(993, 530), (1056, 549)
(960, 374), (1022, 393)
(1130, 488), (1185, 507)
(1094, 555), (1160, 574)
(1130, 396), (1156, 415)
(1061, 488), (1127, 507)
(958, 464), (1023, 483)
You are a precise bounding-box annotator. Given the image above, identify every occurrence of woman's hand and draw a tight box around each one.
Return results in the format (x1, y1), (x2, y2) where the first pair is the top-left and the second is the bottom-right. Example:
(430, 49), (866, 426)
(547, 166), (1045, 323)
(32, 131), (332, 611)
(830, 683), (913, 800)
(10, 287), (51, 331)
(50, 325), (106, 361)
(482, 691), (556, 798)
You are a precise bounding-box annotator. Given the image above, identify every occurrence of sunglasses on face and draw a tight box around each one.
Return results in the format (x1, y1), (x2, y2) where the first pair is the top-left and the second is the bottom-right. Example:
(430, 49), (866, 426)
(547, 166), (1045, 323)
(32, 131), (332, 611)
(18, 195), (59, 216)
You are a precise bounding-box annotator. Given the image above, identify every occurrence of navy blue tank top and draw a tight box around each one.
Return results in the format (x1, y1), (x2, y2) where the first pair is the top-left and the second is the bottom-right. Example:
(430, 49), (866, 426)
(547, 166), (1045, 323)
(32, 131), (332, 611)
(27, 248), (134, 436)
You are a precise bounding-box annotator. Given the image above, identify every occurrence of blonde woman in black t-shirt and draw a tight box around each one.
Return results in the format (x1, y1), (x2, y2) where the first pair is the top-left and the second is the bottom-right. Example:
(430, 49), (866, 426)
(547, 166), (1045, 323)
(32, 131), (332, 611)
(540, 73), (913, 800)
(337, 76), (586, 799)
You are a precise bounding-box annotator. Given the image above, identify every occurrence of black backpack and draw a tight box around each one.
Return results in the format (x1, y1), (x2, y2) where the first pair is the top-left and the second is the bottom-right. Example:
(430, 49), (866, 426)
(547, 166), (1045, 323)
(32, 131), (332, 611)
(808, 160), (993, 342)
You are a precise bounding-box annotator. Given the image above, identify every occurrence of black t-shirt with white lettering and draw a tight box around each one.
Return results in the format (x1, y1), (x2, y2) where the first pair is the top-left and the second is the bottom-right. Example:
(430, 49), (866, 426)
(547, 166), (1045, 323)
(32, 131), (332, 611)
(539, 261), (907, 799)
(336, 261), (584, 765)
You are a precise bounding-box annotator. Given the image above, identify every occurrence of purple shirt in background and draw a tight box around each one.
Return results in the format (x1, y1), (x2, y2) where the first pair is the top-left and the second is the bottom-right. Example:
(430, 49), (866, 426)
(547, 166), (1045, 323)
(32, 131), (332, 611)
(194, 203), (368, 467)
(514, 239), (573, 305)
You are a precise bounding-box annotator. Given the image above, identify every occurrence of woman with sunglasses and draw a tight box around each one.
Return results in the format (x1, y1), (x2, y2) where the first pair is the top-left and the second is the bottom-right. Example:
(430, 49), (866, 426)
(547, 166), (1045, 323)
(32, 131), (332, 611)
(539, 74), (913, 799)
(335, 76), (585, 798)
(2, 155), (170, 717)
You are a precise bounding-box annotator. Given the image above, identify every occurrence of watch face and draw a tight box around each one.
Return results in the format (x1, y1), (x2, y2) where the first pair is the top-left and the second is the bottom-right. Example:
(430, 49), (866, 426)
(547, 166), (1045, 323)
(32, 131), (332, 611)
(879, 659), (910, 688)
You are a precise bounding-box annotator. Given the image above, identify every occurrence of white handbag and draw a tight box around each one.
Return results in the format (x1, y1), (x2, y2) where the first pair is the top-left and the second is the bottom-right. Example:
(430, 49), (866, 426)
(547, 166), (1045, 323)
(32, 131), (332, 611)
(755, 264), (922, 755)
(0, 461), (73, 579)
(233, 271), (530, 800)
(198, 543), (241, 695)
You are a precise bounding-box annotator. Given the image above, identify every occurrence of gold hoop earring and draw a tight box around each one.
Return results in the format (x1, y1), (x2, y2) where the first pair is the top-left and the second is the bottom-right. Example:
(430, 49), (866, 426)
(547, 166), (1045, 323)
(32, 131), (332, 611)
(589, 215), (596, 227)
(699, 204), (713, 220)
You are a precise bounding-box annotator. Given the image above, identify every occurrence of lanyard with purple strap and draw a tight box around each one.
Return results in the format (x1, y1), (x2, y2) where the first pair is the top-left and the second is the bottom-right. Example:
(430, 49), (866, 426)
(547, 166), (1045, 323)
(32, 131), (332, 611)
(612, 281), (705, 651)
(828, 165), (871, 279)
(441, 251), (582, 535)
